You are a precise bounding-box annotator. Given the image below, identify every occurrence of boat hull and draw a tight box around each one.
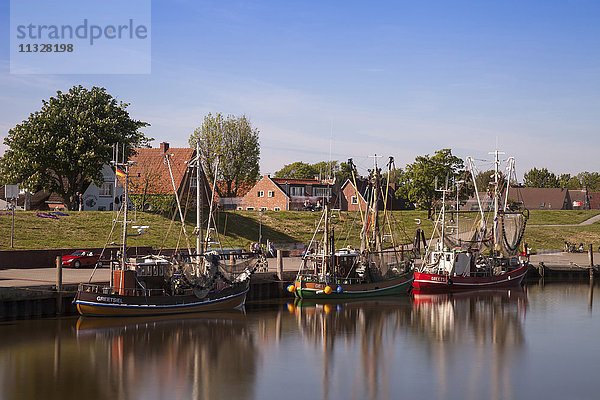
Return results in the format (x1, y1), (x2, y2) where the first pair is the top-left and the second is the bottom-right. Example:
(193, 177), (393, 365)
(75, 283), (249, 317)
(294, 274), (413, 299)
(412, 264), (529, 293)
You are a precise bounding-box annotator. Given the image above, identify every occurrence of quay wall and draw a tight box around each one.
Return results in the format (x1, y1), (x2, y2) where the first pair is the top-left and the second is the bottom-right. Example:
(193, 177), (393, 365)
(0, 272), (296, 320)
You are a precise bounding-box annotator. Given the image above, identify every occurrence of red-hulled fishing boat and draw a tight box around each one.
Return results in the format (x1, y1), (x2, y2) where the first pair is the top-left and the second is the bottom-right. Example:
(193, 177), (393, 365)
(412, 150), (530, 293)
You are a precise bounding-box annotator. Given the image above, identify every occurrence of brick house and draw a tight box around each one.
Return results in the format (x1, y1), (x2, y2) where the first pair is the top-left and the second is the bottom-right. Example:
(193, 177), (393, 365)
(568, 189), (590, 210)
(128, 142), (211, 212)
(340, 179), (368, 212)
(339, 178), (405, 211)
(588, 192), (600, 210)
(242, 175), (334, 211)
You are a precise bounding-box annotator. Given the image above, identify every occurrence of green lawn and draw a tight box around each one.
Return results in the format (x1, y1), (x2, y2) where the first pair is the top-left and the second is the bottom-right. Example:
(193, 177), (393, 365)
(526, 210), (600, 225)
(1, 209), (600, 252)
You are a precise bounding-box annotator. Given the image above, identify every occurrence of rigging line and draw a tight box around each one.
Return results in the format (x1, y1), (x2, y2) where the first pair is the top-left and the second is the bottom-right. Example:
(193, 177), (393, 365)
(342, 210), (360, 249)
(165, 154), (192, 255)
(88, 203), (124, 283)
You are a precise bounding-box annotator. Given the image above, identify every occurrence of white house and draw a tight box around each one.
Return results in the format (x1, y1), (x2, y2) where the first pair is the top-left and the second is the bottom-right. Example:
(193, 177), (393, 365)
(81, 164), (125, 211)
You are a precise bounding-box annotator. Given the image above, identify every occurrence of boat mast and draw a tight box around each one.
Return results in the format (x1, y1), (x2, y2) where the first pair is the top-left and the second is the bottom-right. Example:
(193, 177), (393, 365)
(121, 163), (128, 272)
(489, 150), (505, 252)
(196, 140), (203, 257)
(323, 204), (328, 276)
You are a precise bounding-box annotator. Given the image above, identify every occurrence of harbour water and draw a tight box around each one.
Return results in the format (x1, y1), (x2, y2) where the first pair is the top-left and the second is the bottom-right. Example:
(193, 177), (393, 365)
(1, 281), (598, 400)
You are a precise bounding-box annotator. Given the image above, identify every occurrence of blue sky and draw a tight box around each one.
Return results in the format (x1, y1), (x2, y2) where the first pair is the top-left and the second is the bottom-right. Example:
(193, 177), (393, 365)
(1, 0), (600, 178)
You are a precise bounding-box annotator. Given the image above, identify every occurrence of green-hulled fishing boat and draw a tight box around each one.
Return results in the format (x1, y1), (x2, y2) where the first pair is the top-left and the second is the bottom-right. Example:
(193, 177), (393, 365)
(289, 156), (413, 300)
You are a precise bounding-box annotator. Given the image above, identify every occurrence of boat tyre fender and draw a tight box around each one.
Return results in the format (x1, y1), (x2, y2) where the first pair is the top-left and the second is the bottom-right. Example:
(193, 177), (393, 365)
(447, 278), (453, 285)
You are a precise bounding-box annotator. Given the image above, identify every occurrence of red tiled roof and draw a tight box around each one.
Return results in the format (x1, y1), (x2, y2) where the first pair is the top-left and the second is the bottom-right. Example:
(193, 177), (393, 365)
(129, 146), (194, 195)
(212, 180), (255, 198)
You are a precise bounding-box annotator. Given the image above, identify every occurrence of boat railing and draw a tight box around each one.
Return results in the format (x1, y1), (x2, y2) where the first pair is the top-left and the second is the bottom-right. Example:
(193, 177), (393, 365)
(78, 283), (166, 297)
(296, 274), (364, 285)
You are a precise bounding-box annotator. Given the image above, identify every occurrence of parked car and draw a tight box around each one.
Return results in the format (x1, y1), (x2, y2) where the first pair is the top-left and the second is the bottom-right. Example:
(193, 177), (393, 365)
(62, 250), (101, 268)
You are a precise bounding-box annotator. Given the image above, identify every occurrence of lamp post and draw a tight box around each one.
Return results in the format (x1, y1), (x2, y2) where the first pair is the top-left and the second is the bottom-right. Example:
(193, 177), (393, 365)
(258, 209), (263, 246)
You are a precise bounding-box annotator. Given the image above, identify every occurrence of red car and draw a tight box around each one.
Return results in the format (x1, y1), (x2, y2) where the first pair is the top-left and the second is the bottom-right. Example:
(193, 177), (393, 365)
(62, 250), (101, 269)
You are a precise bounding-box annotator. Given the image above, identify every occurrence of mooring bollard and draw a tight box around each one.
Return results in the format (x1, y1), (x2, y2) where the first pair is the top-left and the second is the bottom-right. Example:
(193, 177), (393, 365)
(55, 256), (63, 314)
(538, 262), (545, 278)
(589, 244), (595, 280)
(277, 250), (284, 281)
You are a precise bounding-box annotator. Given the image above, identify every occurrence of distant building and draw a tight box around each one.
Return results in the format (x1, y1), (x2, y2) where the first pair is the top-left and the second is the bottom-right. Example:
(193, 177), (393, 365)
(339, 178), (405, 211)
(463, 187), (572, 211)
(127, 142), (210, 212)
(81, 164), (125, 211)
(242, 175), (335, 211)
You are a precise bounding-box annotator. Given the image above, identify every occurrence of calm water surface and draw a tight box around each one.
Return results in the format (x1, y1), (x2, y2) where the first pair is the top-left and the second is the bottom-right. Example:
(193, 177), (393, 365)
(1, 281), (599, 400)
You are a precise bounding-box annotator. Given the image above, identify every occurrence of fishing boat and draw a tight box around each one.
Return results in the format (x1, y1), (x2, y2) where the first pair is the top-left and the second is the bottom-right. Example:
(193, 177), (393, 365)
(413, 151), (530, 293)
(289, 156), (413, 299)
(75, 145), (259, 317)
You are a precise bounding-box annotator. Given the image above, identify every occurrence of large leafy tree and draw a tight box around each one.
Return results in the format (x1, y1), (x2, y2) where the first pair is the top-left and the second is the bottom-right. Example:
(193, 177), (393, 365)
(275, 160), (341, 180)
(557, 173), (581, 189)
(397, 149), (466, 218)
(523, 167), (559, 188)
(275, 161), (318, 179)
(189, 113), (260, 198)
(577, 171), (600, 191)
(0, 85), (149, 209)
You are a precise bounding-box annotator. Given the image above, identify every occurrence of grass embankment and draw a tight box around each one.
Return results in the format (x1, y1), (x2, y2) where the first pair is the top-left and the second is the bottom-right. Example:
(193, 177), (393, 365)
(1, 209), (599, 252)
(0, 210), (434, 251)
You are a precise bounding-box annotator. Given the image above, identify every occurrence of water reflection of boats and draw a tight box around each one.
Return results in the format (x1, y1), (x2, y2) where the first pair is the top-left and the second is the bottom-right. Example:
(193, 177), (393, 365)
(74, 313), (257, 400)
(289, 299), (412, 400)
(411, 288), (527, 399)
(75, 309), (247, 332)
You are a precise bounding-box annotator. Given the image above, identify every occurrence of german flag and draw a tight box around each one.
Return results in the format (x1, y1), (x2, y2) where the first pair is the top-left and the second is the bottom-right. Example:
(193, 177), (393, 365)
(115, 168), (126, 180)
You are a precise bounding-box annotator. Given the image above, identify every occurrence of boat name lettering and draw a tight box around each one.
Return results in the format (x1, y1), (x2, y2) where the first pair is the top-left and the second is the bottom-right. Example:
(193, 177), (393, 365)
(96, 296), (123, 303)
(431, 276), (446, 282)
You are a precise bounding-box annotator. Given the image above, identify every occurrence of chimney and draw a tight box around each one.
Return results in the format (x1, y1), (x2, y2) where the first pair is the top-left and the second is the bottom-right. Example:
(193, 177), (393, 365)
(160, 142), (169, 153)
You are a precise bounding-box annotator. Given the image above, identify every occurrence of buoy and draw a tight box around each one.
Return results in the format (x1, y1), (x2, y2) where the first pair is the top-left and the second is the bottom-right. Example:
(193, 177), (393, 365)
(287, 284), (296, 293)
(324, 286), (332, 295)
(336, 286), (343, 294)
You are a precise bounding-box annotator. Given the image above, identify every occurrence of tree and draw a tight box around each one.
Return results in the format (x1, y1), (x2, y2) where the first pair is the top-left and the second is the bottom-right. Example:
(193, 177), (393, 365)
(397, 149), (466, 218)
(474, 170), (508, 192)
(274, 161), (317, 179)
(275, 160), (341, 180)
(523, 167), (559, 188)
(0, 86), (149, 209)
(335, 161), (354, 186)
(557, 173), (581, 189)
(189, 113), (260, 198)
(577, 172), (600, 191)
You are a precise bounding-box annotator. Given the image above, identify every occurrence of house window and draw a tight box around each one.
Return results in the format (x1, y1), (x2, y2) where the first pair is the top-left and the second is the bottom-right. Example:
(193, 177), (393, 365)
(540, 202), (545, 208)
(246, 207), (255, 210)
(258, 191), (264, 197)
(290, 186), (304, 196)
(315, 187), (331, 197)
(274, 207), (281, 211)
(260, 207), (268, 211)
(268, 191), (274, 198)
(99, 182), (113, 197)
(190, 176), (197, 188)
(237, 207), (243, 210)
(351, 196), (358, 205)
